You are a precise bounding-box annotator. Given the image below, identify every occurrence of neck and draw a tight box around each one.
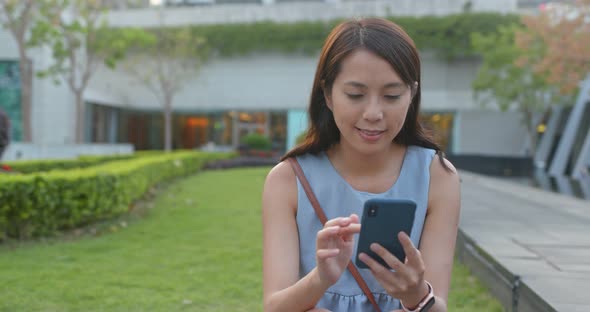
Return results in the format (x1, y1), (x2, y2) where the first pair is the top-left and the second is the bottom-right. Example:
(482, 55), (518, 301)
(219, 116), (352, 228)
(327, 142), (406, 177)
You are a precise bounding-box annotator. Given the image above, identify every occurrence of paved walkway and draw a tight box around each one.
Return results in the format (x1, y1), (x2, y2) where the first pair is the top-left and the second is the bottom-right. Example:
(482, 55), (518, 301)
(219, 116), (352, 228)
(457, 171), (589, 312)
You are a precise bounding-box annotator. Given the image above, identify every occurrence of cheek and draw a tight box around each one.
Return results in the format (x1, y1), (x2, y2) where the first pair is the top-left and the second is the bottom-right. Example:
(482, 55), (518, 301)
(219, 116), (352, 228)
(397, 105), (411, 122)
(393, 115), (407, 132)
(331, 109), (354, 132)
(331, 97), (360, 124)
(389, 103), (411, 129)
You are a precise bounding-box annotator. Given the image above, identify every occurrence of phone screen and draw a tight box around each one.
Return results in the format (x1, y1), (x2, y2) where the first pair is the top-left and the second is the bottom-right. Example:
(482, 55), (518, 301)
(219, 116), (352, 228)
(355, 198), (416, 269)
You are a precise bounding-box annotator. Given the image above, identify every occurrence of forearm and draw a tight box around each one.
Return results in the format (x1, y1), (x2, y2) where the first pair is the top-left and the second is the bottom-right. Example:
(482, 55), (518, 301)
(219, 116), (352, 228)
(265, 267), (330, 312)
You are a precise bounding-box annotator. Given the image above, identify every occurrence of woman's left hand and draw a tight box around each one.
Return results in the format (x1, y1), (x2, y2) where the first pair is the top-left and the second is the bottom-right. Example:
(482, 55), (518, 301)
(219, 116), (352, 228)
(358, 232), (430, 308)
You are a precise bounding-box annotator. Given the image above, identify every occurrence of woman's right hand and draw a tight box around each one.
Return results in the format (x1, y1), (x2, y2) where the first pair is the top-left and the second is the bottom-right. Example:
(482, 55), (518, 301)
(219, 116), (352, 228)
(315, 214), (361, 287)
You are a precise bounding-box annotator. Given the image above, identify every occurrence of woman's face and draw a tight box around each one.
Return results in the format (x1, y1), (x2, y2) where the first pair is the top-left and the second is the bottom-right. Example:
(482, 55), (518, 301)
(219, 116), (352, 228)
(325, 48), (414, 155)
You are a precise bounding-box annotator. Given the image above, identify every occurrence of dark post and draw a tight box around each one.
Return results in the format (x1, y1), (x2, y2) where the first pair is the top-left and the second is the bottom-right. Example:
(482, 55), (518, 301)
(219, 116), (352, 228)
(0, 109), (10, 160)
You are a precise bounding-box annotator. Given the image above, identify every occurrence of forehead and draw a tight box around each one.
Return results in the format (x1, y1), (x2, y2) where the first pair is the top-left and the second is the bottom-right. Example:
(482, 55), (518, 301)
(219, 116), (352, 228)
(335, 48), (403, 85)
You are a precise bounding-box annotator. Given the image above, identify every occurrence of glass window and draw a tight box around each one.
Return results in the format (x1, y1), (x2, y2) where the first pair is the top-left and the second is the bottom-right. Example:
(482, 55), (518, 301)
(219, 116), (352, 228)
(270, 112), (287, 152)
(0, 61), (21, 141)
(419, 112), (455, 152)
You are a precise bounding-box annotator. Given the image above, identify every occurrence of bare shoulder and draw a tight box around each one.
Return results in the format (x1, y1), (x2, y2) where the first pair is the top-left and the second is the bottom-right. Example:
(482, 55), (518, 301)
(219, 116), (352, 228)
(430, 154), (459, 181)
(263, 160), (298, 215)
(428, 154), (461, 210)
(265, 160), (297, 192)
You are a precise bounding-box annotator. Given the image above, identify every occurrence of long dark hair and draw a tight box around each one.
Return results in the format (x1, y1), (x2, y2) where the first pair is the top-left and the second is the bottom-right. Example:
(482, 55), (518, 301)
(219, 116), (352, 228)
(282, 18), (448, 169)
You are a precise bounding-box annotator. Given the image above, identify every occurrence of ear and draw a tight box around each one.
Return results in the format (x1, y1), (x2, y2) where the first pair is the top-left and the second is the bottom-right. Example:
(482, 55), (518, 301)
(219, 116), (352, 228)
(324, 93), (333, 111)
(321, 81), (333, 111)
(411, 81), (419, 99)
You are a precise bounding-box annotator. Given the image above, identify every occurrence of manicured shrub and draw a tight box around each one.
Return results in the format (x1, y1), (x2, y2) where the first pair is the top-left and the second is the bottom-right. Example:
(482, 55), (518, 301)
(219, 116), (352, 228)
(0, 151), (233, 240)
(241, 133), (272, 151)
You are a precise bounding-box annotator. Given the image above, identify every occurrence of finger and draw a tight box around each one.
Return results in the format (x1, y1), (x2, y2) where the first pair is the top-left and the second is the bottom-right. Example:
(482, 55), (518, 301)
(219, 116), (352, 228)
(317, 248), (340, 260)
(317, 226), (340, 242)
(357, 252), (377, 268)
(358, 252), (398, 285)
(324, 217), (351, 227)
(358, 252), (392, 276)
(338, 223), (361, 236)
(324, 217), (343, 227)
(338, 217), (352, 227)
(337, 223), (361, 243)
(370, 243), (404, 271)
(349, 213), (360, 223)
(398, 232), (422, 265)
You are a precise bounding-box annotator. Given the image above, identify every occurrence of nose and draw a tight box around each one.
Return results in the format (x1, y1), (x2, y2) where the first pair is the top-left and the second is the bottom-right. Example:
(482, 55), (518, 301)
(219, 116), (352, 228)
(362, 96), (383, 122)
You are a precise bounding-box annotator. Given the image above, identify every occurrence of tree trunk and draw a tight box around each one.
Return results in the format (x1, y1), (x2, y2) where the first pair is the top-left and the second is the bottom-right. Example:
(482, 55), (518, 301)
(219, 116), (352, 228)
(19, 53), (33, 142)
(163, 95), (173, 152)
(74, 91), (85, 143)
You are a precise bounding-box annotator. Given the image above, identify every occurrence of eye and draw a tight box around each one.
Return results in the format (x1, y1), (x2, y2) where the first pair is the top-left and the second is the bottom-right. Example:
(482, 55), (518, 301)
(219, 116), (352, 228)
(346, 93), (364, 100)
(384, 95), (401, 101)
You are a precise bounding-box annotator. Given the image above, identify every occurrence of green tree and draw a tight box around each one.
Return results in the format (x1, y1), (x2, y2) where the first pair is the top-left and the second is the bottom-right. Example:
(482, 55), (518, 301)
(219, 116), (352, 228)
(0, 0), (36, 142)
(124, 26), (208, 151)
(29, 0), (149, 143)
(516, 0), (590, 95)
(471, 24), (567, 154)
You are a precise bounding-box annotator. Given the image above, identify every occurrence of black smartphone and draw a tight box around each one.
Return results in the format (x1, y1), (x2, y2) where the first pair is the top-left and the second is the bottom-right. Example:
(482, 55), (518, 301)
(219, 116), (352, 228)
(355, 198), (416, 269)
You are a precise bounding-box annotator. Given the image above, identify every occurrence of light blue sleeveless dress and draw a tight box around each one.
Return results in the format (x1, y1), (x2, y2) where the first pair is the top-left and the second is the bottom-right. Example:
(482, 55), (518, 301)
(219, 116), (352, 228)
(295, 145), (436, 311)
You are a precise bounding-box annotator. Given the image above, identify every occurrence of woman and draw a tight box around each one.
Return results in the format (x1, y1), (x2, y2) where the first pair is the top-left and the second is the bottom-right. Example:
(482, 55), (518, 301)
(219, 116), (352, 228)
(262, 18), (460, 312)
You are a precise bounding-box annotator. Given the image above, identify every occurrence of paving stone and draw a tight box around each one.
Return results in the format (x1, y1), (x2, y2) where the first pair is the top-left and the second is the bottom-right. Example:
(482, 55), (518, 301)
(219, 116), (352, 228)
(477, 240), (540, 258)
(459, 171), (590, 311)
(524, 275), (588, 305)
(553, 304), (590, 312)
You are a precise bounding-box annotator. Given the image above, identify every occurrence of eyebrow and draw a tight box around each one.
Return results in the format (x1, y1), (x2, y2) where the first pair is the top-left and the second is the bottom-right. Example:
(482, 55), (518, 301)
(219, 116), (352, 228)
(343, 81), (405, 89)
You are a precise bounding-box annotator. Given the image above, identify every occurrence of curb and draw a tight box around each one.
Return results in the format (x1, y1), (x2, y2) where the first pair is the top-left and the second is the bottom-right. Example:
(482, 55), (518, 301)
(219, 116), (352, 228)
(455, 229), (557, 312)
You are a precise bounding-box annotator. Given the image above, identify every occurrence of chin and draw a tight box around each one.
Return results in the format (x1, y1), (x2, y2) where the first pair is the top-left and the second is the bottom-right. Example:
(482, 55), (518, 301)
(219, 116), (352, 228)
(340, 131), (394, 155)
(354, 140), (393, 156)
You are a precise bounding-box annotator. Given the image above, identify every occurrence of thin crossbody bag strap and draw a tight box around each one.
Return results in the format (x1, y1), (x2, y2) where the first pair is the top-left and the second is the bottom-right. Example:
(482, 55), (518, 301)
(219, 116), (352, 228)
(287, 157), (382, 312)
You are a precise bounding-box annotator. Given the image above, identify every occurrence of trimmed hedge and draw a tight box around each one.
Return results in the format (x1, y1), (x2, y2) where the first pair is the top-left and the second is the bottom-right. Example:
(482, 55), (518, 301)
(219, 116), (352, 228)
(4, 154), (136, 174)
(0, 151), (233, 240)
(181, 13), (520, 59)
(109, 13), (519, 60)
(241, 133), (272, 151)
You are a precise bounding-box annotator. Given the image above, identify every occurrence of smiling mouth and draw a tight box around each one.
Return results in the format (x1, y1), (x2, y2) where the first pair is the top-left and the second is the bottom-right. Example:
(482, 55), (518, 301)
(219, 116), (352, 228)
(356, 128), (385, 136)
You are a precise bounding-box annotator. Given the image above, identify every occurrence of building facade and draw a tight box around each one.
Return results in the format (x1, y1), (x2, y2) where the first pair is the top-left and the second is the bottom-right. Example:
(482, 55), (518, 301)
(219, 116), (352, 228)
(1, 0), (533, 156)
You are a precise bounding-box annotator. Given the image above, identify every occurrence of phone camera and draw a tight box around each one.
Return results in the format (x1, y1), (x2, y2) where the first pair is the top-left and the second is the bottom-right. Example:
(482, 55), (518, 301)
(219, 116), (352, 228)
(368, 205), (377, 217)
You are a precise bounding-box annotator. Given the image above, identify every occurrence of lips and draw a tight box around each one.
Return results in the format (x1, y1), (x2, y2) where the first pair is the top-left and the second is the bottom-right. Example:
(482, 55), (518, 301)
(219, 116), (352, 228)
(356, 127), (385, 142)
(358, 129), (384, 135)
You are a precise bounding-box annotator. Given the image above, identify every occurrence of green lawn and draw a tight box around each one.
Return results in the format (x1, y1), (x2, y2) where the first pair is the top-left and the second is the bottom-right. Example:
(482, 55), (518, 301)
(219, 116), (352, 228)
(0, 167), (504, 311)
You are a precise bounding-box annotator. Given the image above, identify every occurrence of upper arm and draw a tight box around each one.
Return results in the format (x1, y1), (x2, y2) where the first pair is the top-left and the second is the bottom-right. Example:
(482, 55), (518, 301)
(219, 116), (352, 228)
(420, 155), (461, 302)
(262, 161), (300, 302)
